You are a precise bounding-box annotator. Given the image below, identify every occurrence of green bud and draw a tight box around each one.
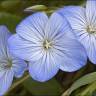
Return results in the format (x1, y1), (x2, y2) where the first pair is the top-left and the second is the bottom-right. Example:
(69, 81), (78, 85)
(24, 5), (48, 12)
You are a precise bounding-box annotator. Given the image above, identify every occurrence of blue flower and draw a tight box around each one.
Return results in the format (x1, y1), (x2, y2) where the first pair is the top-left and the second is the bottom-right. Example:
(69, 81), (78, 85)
(0, 25), (27, 95)
(58, 0), (96, 64)
(8, 12), (87, 82)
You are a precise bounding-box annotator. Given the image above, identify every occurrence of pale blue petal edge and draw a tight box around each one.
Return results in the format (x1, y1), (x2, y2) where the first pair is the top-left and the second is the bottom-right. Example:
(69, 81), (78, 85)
(0, 70), (14, 95)
(8, 34), (44, 61)
(16, 12), (48, 42)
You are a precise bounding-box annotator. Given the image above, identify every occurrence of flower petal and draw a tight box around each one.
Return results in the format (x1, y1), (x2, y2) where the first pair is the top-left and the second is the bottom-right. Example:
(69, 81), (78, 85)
(86, 0), (96, 24)
(57, 37), (87, 72)
(45, 12), (76, 40)
(80, 34), (96, 64)
(29, 51), (59, 82)
(58, 6), (86, 32)
(8, 34), (43, 61)
(0, 71), (5, 78)
(0, 70), (14, 95)
(57, 6), (88, 41)
(5, 47), (27, 77)
(16, 12), (48, 42)
(11, 57), (27, 78)
(0, 25), (11, 58)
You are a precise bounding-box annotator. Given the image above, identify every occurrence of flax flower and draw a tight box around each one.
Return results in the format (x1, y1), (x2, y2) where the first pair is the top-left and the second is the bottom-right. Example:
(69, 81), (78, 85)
(8, 12), (87, 82)
(58, 0), (96, 64)
(0, 26), (27, 95)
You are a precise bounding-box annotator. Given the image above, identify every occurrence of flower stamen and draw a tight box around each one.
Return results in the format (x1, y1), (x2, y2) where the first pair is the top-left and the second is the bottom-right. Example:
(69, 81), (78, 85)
(5, 59), (12, 69)
(87, 25), (96, 34)
(43, 40), (52, 50)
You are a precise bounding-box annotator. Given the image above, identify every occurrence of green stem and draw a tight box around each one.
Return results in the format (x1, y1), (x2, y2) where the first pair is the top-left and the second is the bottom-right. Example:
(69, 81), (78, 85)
(5, 74), (30, 95)
(61, 89), (70, 96)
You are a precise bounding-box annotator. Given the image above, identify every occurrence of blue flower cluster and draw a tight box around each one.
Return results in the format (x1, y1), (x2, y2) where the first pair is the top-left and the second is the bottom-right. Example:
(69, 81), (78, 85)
(0, 0), (95, 95)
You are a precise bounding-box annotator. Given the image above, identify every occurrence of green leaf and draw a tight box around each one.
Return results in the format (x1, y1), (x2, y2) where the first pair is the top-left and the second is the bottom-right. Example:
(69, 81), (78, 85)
(0, 12), (21, 32)
(23, 77), (63, 96)
(62, 72), (96, 96)
(1, 0), (21, 9)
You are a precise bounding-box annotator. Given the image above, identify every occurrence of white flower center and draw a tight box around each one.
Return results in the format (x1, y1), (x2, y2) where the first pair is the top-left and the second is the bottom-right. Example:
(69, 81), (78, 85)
(0, 59), (12, 70)
(4, 59), (12, 69)
(87, 25), (96, 34)
(6, 59), (12, 68)
(43, 40), (52, 50)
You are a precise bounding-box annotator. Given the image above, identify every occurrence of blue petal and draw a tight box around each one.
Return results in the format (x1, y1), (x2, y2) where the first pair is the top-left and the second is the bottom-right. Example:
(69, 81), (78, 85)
(57, 6), (86, 32)
(5, 47), (27, 77)
(58, 37), (87, 72)
(57, 6), (89, 45)
(29, 52), (59, 82)
(0, 70), (14, 95)
(16, 12), (48, 42)
(0, 25), (11, 58)
(8, 34), (43, 61)
(76, 30), (96, 64)
(11, 57), (27, 78)
(0, 71), (5, 78)
(45, 12), (76, 40)
(80, 34), (96, 64)
(86, 0), (96, 24)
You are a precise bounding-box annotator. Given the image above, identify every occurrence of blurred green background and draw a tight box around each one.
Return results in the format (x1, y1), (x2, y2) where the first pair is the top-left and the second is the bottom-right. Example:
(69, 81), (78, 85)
(1, 0), (95, 96)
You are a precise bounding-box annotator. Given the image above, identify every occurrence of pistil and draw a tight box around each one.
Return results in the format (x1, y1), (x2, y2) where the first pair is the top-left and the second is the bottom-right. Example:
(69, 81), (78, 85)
(43, 40), (52, 50)
(87, 25), (96, 34)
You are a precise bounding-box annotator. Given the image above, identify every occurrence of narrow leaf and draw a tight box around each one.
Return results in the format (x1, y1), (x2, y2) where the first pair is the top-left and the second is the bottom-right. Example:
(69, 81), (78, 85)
(62, 72), (96, 96)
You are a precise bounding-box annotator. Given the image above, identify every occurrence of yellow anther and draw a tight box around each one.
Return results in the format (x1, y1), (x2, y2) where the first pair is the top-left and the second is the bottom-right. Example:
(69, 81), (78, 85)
(5, 59), (12, 69)
(87, 25), (96, 34)
(43, 40), (52, 50)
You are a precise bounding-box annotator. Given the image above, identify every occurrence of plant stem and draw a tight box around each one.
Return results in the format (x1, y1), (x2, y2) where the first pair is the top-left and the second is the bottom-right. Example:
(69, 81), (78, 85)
(5, 74), (30, 96)
(61, 89), (70, 96)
